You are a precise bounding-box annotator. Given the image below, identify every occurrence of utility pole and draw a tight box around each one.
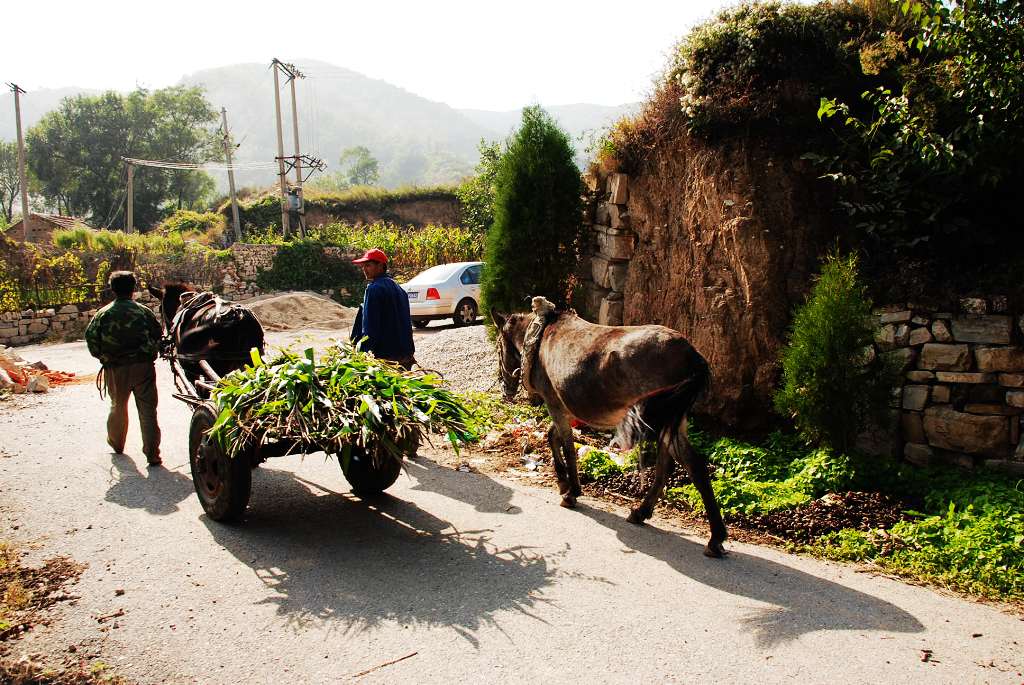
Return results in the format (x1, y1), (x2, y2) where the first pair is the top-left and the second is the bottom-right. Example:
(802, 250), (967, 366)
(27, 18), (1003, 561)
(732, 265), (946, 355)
(287, 67), (305, 238)
(8, 83), (30, 242)
(221, 108), (242, 243)
(271, 59), (290, 237)
(126, 164), (134, 233)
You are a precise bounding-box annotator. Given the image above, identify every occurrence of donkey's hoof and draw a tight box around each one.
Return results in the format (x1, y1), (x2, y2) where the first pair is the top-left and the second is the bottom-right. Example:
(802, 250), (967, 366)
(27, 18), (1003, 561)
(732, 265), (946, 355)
(626, 508), (649, 525)
(703, 541), (727, 558)
(560, 496), (577, 509)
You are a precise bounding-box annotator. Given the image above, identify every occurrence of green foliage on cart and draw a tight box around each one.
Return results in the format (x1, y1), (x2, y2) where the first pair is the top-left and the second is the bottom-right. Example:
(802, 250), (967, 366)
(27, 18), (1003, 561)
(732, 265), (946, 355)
(208, 344), (478, 469)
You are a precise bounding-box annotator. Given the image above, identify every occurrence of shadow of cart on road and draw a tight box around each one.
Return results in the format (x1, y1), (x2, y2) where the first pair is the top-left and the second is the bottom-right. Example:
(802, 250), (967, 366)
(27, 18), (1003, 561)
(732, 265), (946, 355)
(405, 456), (523, 515)
(202, 466), (566, 645)
(575, 503), (924, 648)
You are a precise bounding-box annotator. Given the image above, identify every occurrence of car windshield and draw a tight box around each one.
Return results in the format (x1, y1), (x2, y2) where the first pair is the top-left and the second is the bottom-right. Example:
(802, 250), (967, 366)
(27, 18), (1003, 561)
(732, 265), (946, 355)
(406, 263), (464, 285)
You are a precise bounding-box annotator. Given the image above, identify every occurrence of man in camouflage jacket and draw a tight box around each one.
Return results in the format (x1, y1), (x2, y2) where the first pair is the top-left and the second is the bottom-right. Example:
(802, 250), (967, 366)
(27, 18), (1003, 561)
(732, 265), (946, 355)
(85, 271), (163, 465)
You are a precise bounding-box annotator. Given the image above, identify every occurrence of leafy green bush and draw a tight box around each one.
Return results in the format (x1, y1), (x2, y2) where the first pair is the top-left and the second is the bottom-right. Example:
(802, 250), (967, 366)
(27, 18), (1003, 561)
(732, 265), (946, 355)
(813, 0), (1024, 258)
(482, 105), (584, 314)
(774, 252), (895, 450)
(158, 210), (226, 245)
(815, 502), (1024, 600)
(578, 447), (623, 481)
(669, 430), (853, 515)
(255, 239), (364, 302)
(673, 478), (812, 516)
(787, 448), (855, 498)
(670, 1), (871, 133)
(455, 140), (503, 235)
(459, 391), (548, 436)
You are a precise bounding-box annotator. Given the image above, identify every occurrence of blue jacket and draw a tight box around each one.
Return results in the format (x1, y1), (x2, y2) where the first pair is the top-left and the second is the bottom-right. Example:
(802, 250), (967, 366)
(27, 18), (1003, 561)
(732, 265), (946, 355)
(355, 275), (414, 360)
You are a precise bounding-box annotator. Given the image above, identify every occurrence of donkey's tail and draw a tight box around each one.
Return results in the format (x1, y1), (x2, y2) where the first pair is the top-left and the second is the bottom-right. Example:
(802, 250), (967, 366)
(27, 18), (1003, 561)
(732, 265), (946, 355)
(614, 351), (710, 449)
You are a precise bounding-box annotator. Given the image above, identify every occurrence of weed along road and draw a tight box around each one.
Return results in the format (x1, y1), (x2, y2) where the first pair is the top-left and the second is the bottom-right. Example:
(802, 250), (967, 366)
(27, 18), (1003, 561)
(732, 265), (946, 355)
(2, 333), (1023, 684)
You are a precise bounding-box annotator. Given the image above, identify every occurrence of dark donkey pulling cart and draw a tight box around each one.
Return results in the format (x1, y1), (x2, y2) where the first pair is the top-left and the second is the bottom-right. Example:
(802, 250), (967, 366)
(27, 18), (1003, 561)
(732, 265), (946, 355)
(150, 285), (421, 522)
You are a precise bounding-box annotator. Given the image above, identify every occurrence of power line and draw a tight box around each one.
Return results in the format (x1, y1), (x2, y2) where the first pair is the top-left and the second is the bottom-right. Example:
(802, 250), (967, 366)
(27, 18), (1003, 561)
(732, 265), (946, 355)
(121, 157), (279, 171)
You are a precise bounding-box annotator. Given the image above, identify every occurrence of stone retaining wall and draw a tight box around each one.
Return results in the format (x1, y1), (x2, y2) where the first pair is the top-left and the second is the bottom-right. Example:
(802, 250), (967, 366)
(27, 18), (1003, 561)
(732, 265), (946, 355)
(1, 243), (360, 347)
(579, 172), (634, 325)
(876, 297), (1024, 474)
(0, 304), (98, 347)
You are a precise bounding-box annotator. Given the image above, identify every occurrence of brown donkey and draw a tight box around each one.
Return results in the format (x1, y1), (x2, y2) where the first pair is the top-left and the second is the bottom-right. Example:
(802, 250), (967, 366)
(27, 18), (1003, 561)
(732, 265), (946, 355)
(491, 308), (727, 557)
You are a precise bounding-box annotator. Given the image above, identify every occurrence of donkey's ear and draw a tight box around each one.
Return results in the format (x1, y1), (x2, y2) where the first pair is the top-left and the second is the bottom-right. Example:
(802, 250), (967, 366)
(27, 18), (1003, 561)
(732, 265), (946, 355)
(147, 285), (164, 300)
(489, 308), (508, 329)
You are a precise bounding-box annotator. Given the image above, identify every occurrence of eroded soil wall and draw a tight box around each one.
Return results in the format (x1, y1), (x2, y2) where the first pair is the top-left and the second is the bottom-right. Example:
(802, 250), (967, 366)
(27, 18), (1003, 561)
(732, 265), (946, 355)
(623, 135), (834, 429)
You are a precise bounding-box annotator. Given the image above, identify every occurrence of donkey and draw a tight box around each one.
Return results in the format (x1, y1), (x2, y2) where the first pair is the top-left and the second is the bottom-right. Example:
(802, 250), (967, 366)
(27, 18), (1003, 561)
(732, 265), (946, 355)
(148, 283), (265, 394)
(491, 307), (727, 557)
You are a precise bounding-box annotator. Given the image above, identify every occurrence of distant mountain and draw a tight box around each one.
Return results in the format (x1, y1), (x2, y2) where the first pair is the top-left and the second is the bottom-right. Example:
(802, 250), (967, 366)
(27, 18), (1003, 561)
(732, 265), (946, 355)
(0, 87), (101, 140)
(459, 103), (638, 148)
(1, 63), (634, 191)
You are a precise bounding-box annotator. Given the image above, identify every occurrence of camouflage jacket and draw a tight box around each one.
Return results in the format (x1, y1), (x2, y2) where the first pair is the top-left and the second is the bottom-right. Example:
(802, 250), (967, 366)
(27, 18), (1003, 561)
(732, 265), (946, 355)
(85, 299), (163, 367)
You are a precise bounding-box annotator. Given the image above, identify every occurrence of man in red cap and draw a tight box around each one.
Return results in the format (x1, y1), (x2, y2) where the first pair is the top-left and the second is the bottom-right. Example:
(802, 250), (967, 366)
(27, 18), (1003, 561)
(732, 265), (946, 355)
(350, 248), (416, 369)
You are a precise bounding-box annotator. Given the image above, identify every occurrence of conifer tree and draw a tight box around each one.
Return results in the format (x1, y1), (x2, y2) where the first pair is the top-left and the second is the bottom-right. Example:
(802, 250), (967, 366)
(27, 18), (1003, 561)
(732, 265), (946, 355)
(482, 106), (583, 316)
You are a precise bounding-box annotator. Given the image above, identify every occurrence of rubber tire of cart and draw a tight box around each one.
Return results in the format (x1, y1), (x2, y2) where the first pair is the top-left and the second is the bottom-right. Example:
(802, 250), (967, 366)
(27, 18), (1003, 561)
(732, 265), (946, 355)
(412, 320), (429, 329)
(188, 404), (252, 522)
(341, 447), (403, 495)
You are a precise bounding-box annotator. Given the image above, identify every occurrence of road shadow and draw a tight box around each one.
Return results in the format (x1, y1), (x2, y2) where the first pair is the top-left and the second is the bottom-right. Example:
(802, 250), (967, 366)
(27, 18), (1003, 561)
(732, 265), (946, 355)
(412, 320), (484, 335)
(405, 457), (521, 514)
(104, 453), (193, 516)
(575, 503), (924, 648)
(203, 467), (562, 643)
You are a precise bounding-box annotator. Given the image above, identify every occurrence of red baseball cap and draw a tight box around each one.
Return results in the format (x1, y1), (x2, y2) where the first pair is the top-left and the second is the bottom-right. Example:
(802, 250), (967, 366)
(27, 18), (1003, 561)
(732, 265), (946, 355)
(352, 248), (388, 265)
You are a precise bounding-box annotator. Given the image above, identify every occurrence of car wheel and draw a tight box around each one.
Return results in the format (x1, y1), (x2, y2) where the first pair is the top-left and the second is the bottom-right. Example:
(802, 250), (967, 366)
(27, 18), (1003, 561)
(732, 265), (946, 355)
(453, 298), (478, 327)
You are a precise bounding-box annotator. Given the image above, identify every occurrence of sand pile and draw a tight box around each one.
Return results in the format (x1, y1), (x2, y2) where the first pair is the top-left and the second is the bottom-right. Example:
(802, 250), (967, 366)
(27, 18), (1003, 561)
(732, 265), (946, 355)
(243, 291), (358, 332)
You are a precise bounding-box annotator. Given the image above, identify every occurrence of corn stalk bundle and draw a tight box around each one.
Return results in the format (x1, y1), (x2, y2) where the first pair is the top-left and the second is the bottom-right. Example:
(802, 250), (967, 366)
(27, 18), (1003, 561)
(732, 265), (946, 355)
(208, 344), (476, 467)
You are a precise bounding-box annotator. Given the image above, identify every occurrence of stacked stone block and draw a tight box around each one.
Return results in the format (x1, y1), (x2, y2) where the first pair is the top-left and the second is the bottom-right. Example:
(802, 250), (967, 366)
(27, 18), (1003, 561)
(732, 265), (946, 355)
(878, 297), (1024, 473)
(581, 172), (635, 325)
(0, 304), (97, 347)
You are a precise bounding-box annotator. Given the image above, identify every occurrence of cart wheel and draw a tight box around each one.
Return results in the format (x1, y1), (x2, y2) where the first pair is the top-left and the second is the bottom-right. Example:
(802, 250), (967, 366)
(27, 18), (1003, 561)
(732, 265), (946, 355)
(189, 404), (252, 522)
(340, 431), (419, 495)
(341, 448), (402, 495)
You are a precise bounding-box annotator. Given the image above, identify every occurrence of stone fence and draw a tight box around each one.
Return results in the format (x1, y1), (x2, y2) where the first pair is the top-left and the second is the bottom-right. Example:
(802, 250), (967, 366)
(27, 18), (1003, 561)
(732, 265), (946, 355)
(579, 172), (633, 325)
(0, 243), (359, 347)
(875, 297), (1024, 474)
(0, 304), (98, 347)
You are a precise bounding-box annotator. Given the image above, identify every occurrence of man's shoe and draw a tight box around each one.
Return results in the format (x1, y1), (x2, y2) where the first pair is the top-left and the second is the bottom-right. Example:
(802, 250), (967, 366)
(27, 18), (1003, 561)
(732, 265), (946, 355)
(147, 457), (163, 467)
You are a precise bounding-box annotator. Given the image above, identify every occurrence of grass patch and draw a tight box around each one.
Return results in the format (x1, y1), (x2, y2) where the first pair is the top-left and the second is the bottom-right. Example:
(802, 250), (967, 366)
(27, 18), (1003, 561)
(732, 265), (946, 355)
(0, 656), (126, 684)
(808, 463), (1024, 601)
(571, 422), (1024, 602)
(1, 540), (84, 640)
(228, 185), (458, 232)
(459, 391), (547, 437)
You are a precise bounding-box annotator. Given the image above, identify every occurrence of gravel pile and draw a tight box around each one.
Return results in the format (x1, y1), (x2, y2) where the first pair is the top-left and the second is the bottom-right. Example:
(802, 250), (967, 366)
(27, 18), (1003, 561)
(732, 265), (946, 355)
(413, 324), (497, 394)
(244, 291), (357, 332)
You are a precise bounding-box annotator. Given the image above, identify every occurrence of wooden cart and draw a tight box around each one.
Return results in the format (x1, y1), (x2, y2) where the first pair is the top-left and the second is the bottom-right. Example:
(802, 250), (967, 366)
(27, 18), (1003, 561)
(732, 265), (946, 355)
(164, 349), (412, 522)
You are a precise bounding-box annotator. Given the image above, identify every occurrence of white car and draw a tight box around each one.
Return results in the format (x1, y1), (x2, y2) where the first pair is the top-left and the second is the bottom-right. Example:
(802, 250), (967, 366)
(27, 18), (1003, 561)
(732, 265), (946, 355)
(402, 261), (483, 328)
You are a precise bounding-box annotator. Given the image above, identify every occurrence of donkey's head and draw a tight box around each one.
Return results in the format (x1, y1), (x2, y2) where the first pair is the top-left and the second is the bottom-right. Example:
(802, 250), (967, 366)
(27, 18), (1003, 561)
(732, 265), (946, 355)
(147, 282), (194, 330)
(490, 309), (530, 400)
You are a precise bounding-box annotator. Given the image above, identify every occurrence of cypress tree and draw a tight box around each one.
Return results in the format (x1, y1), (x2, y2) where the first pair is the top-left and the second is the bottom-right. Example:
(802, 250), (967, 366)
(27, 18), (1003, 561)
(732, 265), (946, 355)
(482, 106), (583, 316)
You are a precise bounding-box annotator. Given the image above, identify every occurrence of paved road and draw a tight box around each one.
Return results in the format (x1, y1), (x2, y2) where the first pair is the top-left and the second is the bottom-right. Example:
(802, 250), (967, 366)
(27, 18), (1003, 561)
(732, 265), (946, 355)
(1, 338), (1022, 684)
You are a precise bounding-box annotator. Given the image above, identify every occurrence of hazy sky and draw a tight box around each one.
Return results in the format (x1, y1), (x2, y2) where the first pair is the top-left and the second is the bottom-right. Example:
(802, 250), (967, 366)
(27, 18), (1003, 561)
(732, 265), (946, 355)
(6, 0), (732, 110)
